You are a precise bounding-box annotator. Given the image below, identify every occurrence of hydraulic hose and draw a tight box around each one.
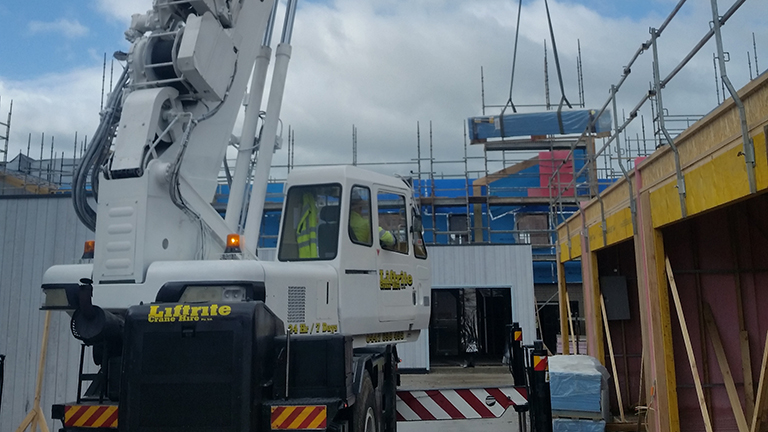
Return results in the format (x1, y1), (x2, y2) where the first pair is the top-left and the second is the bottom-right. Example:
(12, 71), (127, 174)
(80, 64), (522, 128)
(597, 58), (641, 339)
(73, 67), (129, 231)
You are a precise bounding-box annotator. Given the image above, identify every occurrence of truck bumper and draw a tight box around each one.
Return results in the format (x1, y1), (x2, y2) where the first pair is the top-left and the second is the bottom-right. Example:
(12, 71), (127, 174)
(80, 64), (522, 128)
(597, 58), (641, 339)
(264, 398), (344, 431)
(52, 403), (118, 430)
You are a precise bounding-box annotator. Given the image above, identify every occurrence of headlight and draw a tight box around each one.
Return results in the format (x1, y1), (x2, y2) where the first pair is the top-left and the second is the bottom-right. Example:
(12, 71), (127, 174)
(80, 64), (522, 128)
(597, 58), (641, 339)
(178, 285), (247, 303)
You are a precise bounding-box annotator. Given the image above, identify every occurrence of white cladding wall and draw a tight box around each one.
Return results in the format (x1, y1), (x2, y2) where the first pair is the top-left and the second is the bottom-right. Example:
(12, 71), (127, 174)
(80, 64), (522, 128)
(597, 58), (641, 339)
(396, 329), (430, 370)
(0, 201), (278, 431)
(0, 198), (535, 428)
(0, 196), (92, 432)
(396, 244), (536, 370)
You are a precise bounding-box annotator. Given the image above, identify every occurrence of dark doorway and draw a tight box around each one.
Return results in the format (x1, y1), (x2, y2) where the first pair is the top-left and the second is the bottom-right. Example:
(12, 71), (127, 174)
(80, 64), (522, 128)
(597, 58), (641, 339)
(429, 288), (513, 365)
(477, 288), (512, 359)
(430, 290), (461, 357)
(537, 303), (560, 355)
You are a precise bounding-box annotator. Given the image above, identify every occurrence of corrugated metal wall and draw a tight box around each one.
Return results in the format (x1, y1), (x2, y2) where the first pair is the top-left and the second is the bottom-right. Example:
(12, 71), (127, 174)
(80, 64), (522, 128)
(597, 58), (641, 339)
(396, 244), (536, 369)
(397, 331), (430, 370)
(0, 196), (92, 432)
(429, 245), (536, 346)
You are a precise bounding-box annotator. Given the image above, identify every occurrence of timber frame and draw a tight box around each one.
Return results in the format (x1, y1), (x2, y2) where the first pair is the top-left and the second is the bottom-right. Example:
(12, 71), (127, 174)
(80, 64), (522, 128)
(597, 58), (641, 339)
(557, 71), (768, 431)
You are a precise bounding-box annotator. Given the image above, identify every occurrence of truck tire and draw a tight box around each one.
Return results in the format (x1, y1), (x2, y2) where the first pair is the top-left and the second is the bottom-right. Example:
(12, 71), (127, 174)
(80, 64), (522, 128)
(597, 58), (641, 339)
(382, 354), (398, 432)
(353, 371), (377, 432)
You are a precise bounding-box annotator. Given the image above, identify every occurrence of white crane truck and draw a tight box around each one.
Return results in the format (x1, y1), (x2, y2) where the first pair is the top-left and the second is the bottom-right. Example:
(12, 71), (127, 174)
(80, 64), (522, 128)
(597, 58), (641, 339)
(39, 1), (431, 431)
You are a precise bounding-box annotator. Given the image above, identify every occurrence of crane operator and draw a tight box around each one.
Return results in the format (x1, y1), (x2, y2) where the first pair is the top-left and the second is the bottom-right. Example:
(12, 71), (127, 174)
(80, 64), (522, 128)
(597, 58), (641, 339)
(349, 190), (397, 248)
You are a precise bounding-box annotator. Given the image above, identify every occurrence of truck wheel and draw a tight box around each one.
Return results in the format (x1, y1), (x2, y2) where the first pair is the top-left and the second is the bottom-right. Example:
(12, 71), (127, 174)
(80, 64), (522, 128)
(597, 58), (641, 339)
(382, 356), (398, 432)
(353, 372), (377, 432)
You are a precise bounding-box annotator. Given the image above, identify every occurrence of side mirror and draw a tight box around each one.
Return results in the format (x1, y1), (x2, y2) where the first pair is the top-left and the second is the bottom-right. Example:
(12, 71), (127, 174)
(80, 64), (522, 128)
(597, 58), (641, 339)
(411, 214), (423, 232)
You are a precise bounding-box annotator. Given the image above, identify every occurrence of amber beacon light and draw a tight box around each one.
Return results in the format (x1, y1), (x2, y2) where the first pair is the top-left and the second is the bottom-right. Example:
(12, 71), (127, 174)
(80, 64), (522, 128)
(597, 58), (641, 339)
(81, 240), (95, 259)
(225, 234), (242, 253)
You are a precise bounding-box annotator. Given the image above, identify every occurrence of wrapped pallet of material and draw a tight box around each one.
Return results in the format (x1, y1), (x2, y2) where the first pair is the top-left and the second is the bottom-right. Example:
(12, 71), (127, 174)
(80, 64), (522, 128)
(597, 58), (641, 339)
(468, 109), (612, 143)
(553, 418), (606, 432)
(549, 355), (610, 420)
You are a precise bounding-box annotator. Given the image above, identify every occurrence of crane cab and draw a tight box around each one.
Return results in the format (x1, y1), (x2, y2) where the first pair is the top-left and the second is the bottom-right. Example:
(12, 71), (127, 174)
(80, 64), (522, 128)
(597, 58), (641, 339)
(273, 165), (430, 346)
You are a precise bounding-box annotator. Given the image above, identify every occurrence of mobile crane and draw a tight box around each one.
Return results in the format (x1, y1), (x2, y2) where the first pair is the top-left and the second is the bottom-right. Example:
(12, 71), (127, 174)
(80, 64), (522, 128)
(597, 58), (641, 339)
(39, 0), (431, 431)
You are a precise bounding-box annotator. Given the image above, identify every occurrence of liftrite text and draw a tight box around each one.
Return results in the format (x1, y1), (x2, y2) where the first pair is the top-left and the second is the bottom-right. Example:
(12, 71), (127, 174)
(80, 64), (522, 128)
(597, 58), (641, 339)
(147, 304), (231, 322)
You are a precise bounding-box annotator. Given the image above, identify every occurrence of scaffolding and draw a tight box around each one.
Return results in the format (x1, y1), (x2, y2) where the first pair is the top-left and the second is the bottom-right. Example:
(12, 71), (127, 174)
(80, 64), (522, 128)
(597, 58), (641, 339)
(0, 131), (86, 195)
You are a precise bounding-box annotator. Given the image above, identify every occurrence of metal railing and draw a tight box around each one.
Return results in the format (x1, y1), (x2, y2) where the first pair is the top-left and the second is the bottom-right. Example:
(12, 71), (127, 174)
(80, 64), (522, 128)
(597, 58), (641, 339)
(547, 0), (752, 235)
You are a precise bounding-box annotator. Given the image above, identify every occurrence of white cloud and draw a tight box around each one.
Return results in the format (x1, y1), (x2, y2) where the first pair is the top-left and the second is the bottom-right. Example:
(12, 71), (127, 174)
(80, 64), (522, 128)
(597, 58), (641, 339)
(27, 18), (89, 39)
(0, 68), (104, 160)
(3, 0), (767, 179)
(95, 0), (153, 23)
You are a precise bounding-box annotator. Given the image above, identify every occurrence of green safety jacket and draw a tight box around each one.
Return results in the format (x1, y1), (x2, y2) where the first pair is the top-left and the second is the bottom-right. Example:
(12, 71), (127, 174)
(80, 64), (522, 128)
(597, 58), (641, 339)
(349, 211), (396, 247)
(297, 193), (318, 258)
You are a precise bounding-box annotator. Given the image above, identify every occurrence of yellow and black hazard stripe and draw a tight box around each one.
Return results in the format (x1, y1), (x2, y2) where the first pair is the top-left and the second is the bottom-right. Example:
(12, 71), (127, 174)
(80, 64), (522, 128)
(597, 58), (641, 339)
(64, 404), (118, 428)
(271, 405), (327, 430)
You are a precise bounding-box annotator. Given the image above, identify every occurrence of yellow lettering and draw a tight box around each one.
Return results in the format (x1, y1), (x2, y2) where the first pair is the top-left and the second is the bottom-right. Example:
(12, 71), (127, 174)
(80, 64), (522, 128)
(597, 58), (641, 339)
(200, 306), (209, 317)
(173, 305), (183, 317)
(148, 306), (164, 321)
(191, 306), (203, 317)
(219, 305), (231, 316)
(210, 304), (218, 316)
(182, 305), (190, 316)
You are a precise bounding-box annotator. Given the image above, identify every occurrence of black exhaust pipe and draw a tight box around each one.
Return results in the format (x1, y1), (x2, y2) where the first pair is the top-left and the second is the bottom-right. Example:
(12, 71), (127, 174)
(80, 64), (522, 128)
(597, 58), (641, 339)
(71, 278), (124, 345)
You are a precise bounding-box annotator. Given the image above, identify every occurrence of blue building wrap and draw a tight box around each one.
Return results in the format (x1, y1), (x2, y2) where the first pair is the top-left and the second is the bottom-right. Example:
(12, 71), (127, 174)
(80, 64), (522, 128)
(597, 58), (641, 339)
(216, 174), (587, 284)
(468, 109), (612, 142)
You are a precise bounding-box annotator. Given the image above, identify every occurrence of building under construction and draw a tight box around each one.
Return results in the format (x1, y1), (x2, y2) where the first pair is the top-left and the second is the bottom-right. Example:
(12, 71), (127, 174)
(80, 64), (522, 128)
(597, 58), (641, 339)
(1, 0), (766, 430)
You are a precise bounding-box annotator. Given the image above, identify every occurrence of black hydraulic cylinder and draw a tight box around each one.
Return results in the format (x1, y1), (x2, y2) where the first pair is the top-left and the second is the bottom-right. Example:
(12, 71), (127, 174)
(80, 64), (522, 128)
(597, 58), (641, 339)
(507, 322), (526, 386)
(529, 340), (552, 432)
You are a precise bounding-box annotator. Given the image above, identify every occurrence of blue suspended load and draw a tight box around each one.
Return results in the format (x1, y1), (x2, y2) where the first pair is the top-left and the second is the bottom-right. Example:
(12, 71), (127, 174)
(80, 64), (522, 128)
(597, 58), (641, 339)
(468, 109), (612, 143)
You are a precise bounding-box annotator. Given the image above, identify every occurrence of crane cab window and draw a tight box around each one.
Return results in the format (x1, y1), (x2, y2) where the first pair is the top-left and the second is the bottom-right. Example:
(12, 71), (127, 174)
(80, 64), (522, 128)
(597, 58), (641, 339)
(412, 210), (427, 259)
(377, 192), (408, 254)
(348, 186), (373, 247)
(278, 184), (341, 261)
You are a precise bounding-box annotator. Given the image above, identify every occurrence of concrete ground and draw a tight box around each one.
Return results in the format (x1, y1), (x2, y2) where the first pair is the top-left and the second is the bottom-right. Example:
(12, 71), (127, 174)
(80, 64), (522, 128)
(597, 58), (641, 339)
(397, 365), (526, 432)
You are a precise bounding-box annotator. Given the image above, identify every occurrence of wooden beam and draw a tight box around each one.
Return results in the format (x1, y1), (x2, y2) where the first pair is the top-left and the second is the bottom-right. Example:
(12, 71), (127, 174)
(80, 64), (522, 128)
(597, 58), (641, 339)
(558, 258), (570, 354)
(634, 187), (678, 432)
(702, 302), (749, 432)
(750, 331), (768, 432)
(601, 294), (626, 422)
(566, 290), (577, 355)
(583, 250), (605, 364)
(665, 257), (713, 432)
(473, 156), (540, 187)
(16, 311), (51, 432)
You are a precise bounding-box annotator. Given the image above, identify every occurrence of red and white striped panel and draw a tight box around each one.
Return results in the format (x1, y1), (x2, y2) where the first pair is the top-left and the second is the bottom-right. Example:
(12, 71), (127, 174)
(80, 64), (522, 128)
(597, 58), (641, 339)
(396, 387), (528, 421)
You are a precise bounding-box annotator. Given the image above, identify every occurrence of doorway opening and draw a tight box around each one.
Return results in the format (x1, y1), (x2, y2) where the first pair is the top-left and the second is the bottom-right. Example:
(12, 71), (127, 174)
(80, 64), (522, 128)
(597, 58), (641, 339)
(429, 288), (512, 366)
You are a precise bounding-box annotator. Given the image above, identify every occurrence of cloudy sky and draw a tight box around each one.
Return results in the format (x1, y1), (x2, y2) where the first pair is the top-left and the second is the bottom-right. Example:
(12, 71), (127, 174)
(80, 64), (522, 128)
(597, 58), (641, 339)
(0, 0), (765, 179)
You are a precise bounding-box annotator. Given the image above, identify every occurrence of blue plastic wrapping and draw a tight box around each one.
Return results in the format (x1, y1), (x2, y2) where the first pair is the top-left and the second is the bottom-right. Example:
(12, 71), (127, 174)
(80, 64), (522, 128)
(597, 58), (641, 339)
(553, 419), (606, 432)
(468, 109), (612, 142)
(549, 355), (609, 414)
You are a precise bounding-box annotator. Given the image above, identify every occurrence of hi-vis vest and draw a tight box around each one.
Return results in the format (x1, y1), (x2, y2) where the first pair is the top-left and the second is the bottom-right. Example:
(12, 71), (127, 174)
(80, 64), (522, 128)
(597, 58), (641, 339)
(297, 193), (318, 258)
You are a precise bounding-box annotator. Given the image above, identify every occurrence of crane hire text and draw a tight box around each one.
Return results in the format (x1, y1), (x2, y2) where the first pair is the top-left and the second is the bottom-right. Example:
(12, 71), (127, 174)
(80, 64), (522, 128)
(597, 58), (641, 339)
(147, 304), (231, 322)
(379, 270), (413, 290)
